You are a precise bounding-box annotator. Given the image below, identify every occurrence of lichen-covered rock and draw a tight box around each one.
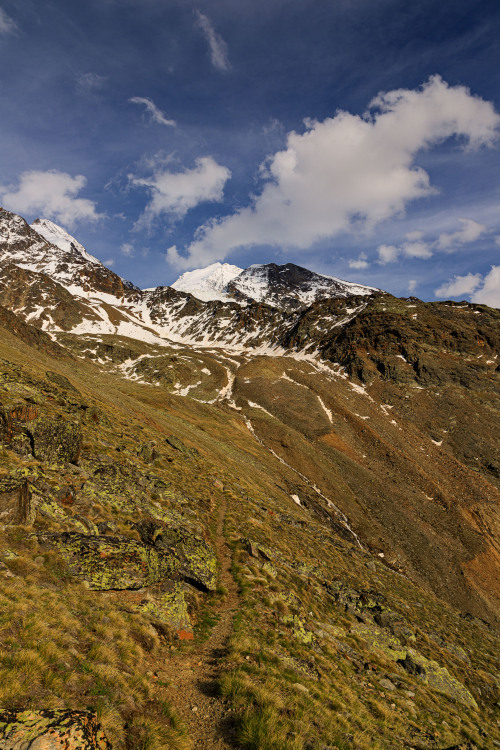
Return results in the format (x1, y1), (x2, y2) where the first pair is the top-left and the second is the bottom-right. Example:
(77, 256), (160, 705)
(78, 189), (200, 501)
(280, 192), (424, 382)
(138, 441), (160, 464)
(0, 401), (39, 454)
(82, 405), (110, 427)
(399, 648), (478, 708)
(351, 622), (407, 661)
(0, 474), (34, 524)
(0, 708), (110, 749)
(45, 371), (80, 393)
(37, 532), (180, 590)
(165, 435), (198, 457)
(139, 582), (193, 639)
(136, 521), (217, 591)
(282, 614), (315, 645)
(29, 417), (82, 464)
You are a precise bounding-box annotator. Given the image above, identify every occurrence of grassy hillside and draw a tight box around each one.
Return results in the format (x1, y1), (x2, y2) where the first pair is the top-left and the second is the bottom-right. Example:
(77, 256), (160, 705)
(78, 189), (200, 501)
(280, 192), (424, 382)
(0, 311), (499, 749)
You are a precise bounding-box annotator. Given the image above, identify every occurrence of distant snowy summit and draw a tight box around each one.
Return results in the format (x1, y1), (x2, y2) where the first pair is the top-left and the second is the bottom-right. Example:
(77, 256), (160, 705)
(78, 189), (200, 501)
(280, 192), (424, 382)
(170, 261), (379, 311)
(170, 262), (243, 302)
(0, 207), (138, 299)
(31, 218), (102, 265)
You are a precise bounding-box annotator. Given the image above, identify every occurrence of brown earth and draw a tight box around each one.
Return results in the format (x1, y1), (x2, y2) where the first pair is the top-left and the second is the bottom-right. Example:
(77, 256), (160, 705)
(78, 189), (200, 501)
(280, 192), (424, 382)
(145, 496), (239, 749)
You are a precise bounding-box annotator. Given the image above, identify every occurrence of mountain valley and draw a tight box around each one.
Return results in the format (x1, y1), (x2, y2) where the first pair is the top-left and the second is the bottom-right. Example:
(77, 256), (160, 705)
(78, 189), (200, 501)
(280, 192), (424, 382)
(0, 208), (498, 749)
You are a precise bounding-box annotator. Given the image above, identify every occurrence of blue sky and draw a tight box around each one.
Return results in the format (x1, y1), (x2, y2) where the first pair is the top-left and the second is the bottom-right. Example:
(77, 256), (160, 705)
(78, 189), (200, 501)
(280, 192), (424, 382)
(0, 0), (499, 305)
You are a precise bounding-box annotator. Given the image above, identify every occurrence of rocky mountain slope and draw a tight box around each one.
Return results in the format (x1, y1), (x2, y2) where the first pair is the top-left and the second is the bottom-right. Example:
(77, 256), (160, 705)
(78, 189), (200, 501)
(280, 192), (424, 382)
(170, 260), (378, 310)
(0, 208), (499, 749)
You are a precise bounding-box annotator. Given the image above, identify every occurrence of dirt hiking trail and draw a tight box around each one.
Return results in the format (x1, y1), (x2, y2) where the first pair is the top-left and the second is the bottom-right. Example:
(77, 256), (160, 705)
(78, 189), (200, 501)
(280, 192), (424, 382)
(153, 497), (240, 749)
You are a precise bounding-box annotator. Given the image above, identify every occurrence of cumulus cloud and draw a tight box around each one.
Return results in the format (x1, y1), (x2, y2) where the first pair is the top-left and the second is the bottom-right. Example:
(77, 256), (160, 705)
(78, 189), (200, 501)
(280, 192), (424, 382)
(131, 156), (231, 227)
(0, 8), (17, 35)
(377, 244), (400, 264)
(437, 218), (487, 250)
(128, 97), (176, 127)
(170, 76), (499, 269)
(195, 11), (230, 72)
(348, 252), (369, 269)
(471, 266), (500, 307)
(435, 272), (482, 298)
(435, 267), (500, 308)
(1, 170), (104, 228)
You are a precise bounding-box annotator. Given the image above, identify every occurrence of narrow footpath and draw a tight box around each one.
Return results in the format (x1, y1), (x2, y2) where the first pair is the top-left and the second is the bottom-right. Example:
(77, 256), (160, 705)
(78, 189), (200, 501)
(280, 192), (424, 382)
(155, 497), (240, 749)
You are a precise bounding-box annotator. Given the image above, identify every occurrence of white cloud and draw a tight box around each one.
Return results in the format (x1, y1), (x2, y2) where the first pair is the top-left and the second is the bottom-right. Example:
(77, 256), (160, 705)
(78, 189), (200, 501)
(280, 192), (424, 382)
(377, 244), (400, 264)
(104, 258), (115, 267)
(470, 266), (500, 307)
(437, 218), (487, 250)
(120, 243), (135, 257)
(76, 72), (106, 93)
(348, 252), (369, 269)
(401, 240), (432, 259)
(132, 156), (231, 227)
(435, 272), (482, 298)
(377, 216), (488, 265)
(195, 11), (230, 72)
(405, 230), (424, 241)
(0, 8), (17, 35)
(128, 97), (176, 127)
(408, 279), (418, 293)
(171, 76), (499, 269)
(435, 267), (500, 308)
(1, 170), (104, 228)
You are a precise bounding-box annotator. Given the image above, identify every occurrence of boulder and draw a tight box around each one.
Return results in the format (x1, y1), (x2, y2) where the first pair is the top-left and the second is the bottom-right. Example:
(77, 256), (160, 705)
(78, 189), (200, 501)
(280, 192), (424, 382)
(37, 532), (180, 590)
(135, 520), (217, 592)
(398, 648), (478, 707)
(140, 582), (193, 639)
(138, 441), (160, 463)
(0, 709), (110, 749)
(28, 418), (82, 464)
(45, 371), (80, 393)
(0, 401), (39, 454)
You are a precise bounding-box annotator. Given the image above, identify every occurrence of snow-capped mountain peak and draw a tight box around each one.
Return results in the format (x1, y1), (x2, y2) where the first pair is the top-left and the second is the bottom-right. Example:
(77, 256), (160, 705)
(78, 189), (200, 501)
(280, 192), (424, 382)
(226, 262), (380, 311)
(170, 262), (243, 302)
(31, 218), (101, 265)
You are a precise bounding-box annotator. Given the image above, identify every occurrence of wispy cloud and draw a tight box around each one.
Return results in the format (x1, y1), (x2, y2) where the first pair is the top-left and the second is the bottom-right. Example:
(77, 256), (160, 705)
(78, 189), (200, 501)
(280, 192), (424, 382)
(1, 170), (104, 228)
(437, 218), (487, 250)
(377, 217), (489, 265)
(0, 8), (17, 36)
(128, 97), (176, 127)
(195, 11), (230, 72)
(120, 243), (135, 257)
(76, 72), (107, 94)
